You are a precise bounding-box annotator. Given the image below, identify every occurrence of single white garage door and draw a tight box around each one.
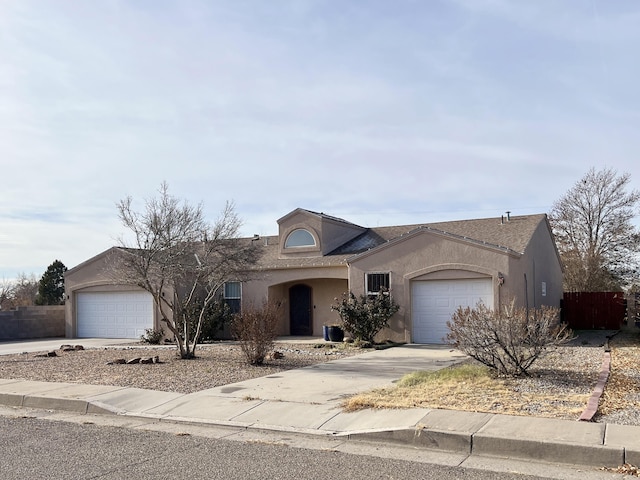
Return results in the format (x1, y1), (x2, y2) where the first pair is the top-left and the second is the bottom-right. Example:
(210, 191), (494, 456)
(412, 278), (494, 344)
(77, 291), (154, 338)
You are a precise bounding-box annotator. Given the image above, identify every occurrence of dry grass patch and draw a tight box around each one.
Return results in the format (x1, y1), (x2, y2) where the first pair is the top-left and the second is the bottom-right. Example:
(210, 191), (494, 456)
(343, 362), (589, 420)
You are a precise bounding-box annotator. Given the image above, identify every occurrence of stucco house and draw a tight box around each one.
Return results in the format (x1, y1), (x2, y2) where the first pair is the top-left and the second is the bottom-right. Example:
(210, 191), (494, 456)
(64, 208), (563, 344)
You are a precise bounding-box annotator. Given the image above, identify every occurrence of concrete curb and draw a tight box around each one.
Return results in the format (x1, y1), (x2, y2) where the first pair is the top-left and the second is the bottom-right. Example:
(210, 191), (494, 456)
(347, 427), (473, 454)
(4, 390), (640, 469)
(349, 424), (628, 468)
(471, 430), (623, 467)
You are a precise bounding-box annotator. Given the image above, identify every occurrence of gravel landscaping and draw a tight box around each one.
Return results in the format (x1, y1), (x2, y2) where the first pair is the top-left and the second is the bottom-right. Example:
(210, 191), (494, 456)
(0, 330), (638, 426)
(0, 342), (363, 394)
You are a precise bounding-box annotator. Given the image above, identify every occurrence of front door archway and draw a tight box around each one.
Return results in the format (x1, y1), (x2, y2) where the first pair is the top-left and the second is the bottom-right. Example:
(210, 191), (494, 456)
(289, 284), (312, 335)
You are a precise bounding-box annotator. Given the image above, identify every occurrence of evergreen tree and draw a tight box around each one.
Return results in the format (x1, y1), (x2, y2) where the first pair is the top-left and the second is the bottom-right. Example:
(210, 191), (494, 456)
(36, 260), (67, 305)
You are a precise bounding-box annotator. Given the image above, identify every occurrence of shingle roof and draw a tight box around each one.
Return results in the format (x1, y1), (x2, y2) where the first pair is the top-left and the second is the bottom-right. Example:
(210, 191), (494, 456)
(253, 213), (548, 270)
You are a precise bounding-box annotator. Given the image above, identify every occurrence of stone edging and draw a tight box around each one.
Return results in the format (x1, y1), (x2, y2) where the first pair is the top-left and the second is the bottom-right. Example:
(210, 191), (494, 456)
(578, 331), (618, 422)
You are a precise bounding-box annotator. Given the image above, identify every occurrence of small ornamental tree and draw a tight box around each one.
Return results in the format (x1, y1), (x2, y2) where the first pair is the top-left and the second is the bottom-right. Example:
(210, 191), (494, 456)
(445, 300), (571, 377)
(331, 288), (400, 343)
(110, 182), (261, 359)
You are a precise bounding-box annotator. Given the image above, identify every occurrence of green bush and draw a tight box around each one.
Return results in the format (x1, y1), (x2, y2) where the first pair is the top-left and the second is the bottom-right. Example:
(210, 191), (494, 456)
(331, 288), (400, 343)
(176, 297), (233, 343)
(140, 328), (164, 344)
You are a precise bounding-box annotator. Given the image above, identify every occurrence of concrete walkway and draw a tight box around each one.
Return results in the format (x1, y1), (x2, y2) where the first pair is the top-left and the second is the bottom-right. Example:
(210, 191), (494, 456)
(1, 342), (639, 469)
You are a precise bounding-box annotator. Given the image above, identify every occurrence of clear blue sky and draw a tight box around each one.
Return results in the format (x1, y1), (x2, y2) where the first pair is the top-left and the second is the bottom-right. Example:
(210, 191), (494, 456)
(2, 1), (640, 280)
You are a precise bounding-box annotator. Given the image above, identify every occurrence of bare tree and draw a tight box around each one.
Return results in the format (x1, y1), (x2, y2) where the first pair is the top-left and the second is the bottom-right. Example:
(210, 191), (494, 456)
(0, 278), (15, 310)
(549, 167), (640, 291)
(111, 182), (261, 359)
(7, 273), (39, 308)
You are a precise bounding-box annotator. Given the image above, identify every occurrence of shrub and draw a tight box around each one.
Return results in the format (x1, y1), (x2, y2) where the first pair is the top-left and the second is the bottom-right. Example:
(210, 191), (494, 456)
(231, 300), (282, 365)
(198, 298), (234, 342)
(445, 300), (571, 377)
(331, 288), (400, 343)
(140, 328), (164, 344)
(176, 296), (234, 344)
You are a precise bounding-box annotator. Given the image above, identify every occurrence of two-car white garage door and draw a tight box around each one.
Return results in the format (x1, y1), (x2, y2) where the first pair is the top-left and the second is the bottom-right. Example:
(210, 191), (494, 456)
(412, 278), (493, 344)
(77, 291), (154, 339)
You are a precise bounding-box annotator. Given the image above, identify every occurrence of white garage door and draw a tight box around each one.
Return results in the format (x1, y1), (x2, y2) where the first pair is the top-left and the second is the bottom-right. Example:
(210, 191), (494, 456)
(77, 291), (154, 338)
(412, 278), (494, 344)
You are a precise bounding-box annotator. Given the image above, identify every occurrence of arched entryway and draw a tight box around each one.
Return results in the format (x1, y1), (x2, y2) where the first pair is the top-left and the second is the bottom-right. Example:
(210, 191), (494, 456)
(289, 284), (312, 335)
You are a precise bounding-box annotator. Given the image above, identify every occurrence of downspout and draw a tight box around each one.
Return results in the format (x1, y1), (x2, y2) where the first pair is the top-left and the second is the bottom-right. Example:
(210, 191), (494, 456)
(532, 259), (537, 309)
(524, 273), (529, 320)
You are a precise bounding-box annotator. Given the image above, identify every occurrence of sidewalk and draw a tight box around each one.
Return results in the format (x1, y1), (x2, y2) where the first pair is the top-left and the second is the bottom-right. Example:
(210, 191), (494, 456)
(1, 343), (639, 469)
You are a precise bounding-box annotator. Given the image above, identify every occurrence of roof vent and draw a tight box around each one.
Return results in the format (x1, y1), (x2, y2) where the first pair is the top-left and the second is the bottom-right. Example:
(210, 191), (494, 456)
(505, 211), (511, 221)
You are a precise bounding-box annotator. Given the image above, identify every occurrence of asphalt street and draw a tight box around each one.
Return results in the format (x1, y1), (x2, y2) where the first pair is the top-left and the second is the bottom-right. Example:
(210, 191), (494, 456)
(0, 408), (618, 480)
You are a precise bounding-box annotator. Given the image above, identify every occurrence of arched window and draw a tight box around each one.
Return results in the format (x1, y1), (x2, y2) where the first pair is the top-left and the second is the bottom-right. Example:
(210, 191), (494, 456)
(285, 229), (316, 248)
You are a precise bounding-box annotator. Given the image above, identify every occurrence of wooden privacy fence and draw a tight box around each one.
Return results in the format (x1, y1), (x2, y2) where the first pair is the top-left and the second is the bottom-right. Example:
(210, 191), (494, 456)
(562, 292), (626, 330)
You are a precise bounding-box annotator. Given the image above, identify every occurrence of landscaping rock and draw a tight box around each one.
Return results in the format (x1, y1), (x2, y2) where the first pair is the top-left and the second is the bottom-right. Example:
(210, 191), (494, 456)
(269, 351), (285, 360)
(61, 344), (84, 352)
(34, 351), (58, 358)
(106, 358), (126, 365)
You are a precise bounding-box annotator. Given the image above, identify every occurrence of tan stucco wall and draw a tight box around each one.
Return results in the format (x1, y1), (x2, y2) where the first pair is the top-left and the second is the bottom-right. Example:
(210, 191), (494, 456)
(348, 231), (516, 342)
(506, 219), (563, 311)
(65, 214), (563, 344)
(64, 248), (163, 338)
(242, 266), (348, 336)
(278, 210), (364, 256)
(346, 221), (563, 342)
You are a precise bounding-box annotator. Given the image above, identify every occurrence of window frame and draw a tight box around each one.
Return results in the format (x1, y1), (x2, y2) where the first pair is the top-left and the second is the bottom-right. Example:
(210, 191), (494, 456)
(284, 228), (317, 248)
(223, 281), (242, 314)
(365, 272), (390, 296)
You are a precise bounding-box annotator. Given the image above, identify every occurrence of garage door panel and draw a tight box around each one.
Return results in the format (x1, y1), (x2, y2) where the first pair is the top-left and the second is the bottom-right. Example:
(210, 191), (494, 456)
(77, 291), (154, 339)
(412, 278), (493, 344)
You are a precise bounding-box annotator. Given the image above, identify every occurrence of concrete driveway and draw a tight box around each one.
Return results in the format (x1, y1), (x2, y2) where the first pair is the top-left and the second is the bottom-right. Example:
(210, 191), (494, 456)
(192, 344), (468, 404)
(0, 338), (139, 355)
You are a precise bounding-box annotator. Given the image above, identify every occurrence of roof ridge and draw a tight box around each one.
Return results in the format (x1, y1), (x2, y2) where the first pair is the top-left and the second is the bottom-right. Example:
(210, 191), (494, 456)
(302, 209), (364, 228)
